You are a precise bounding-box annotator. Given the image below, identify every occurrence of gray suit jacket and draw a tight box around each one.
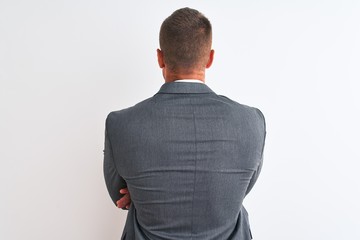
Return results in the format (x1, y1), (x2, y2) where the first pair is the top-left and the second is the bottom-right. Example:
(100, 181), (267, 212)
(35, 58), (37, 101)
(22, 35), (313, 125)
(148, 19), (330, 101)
(104, 82), (266, 240)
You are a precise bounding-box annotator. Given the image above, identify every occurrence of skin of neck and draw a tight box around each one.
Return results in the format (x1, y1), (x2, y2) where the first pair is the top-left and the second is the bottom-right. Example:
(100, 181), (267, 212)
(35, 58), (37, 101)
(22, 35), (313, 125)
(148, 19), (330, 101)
(157, 49), (214, 83)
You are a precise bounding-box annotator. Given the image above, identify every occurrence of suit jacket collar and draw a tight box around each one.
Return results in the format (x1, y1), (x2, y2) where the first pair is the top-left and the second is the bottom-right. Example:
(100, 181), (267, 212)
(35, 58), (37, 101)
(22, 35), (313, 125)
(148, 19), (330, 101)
(157, 82), (215, 94)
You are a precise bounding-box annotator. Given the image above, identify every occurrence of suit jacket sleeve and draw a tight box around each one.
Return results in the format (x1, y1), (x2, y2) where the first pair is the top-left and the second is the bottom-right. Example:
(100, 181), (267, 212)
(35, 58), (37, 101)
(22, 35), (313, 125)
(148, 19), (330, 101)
(103, 116), (127, 206)
(245, 108), (266, 195)
(245, 155), (264, 195)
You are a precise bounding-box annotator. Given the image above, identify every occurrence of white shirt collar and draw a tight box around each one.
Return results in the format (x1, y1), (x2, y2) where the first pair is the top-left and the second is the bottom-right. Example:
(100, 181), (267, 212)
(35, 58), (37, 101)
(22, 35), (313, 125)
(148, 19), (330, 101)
(174, 79), (204, 84)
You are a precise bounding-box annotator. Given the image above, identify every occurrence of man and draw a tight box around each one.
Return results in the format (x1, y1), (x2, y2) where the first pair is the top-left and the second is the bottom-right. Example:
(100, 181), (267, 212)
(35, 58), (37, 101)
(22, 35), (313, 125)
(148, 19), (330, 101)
(104, 7), (266, 240)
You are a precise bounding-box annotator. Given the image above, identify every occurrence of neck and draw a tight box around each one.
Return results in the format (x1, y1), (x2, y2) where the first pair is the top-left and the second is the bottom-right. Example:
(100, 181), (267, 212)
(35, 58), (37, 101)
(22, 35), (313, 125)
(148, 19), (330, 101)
(163, 68), (206, 83)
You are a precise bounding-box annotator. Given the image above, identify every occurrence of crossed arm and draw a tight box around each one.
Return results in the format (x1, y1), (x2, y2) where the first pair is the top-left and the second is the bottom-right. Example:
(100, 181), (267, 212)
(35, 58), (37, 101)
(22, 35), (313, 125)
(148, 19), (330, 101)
(104, 123), (132, 210)
(117, 188), (131, 209)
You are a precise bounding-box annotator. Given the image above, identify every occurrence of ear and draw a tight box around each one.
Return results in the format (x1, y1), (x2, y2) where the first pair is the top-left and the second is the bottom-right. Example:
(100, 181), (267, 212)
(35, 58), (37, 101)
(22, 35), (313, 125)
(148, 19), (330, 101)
(157, 49), (165, 68)
(205, 49), (215, 69)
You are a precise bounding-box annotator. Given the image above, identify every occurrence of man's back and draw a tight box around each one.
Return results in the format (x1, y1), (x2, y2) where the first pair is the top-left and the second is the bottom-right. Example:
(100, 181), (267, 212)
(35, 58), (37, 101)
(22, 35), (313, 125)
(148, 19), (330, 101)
(104, 82), (266, 239)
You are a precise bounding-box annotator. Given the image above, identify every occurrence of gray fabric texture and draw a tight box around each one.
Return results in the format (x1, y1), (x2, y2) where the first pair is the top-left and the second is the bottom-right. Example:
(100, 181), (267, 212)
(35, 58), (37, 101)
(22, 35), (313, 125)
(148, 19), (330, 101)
(104, 82), (266, 240)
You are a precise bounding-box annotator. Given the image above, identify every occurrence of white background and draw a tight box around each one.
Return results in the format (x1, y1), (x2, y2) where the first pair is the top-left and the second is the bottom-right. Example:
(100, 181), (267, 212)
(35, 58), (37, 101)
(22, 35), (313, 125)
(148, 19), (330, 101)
(1, 0), (359, 239)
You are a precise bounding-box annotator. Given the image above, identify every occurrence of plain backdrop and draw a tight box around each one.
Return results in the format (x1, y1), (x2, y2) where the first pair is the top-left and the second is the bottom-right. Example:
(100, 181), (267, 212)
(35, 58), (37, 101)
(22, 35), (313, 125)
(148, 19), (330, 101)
(1, 0), (359, 239)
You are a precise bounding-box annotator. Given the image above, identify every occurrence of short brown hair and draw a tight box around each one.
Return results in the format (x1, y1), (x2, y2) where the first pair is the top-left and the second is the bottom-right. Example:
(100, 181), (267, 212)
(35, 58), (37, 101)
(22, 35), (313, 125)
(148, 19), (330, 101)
(159, 7), (212, 71)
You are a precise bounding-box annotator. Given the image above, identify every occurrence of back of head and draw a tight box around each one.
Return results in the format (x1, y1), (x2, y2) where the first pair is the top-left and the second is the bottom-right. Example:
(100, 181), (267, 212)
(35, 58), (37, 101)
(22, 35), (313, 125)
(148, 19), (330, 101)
(159, 7), (212, 72)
